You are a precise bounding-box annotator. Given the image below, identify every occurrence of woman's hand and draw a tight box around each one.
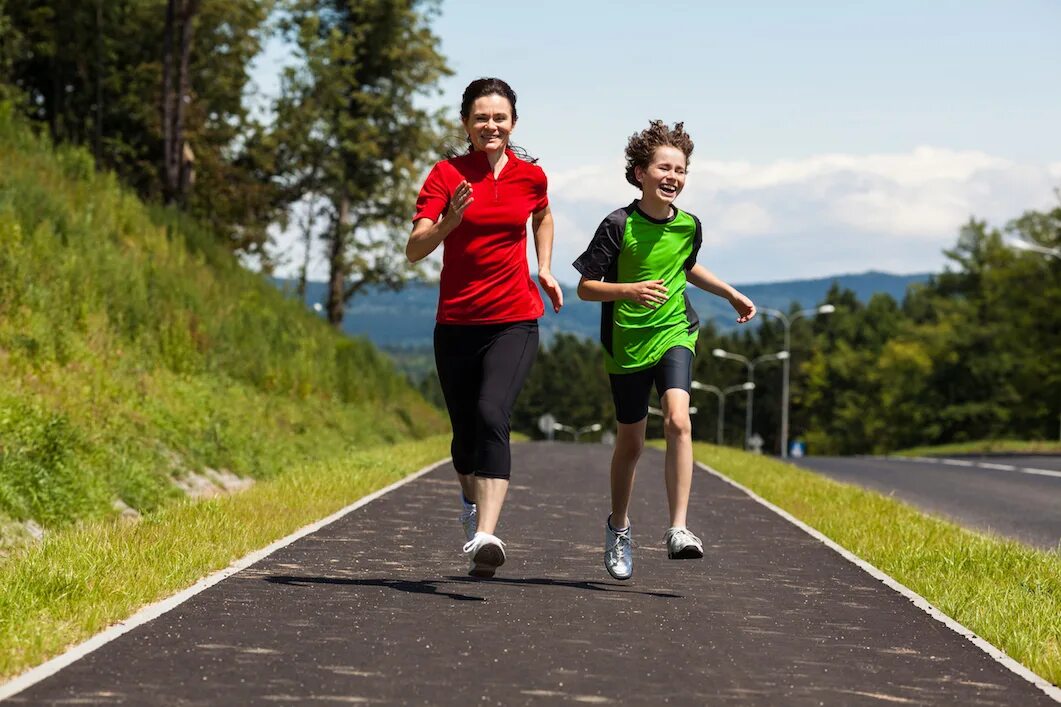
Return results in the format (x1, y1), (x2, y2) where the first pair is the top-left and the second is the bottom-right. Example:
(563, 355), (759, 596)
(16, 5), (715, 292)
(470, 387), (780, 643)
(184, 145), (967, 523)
(538, 269), (563, 313)
(440, 180), (473, 228)
(626, 280), (669, 308)
(730, 291), (756, 323)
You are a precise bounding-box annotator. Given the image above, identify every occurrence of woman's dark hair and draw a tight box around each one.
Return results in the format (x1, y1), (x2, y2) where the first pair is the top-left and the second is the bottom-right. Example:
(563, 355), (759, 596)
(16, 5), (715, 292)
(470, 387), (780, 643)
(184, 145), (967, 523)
(460, 77), (519, 123)
(452, 77), (536, 163)
(624, 120), (694, 188)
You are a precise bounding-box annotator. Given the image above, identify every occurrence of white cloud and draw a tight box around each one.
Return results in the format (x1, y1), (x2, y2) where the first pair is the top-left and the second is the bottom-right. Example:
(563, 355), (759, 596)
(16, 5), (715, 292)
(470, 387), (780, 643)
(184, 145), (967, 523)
(266, 147), (1060, 287)
(543, 146), (1061, 284)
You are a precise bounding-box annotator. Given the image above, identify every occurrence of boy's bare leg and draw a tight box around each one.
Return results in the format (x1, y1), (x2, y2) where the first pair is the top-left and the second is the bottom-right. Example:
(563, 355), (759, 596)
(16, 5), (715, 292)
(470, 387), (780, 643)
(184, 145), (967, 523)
(610, 418), (646, 529)
(661, 389), (693, 528)
(474, 476), (508, 535)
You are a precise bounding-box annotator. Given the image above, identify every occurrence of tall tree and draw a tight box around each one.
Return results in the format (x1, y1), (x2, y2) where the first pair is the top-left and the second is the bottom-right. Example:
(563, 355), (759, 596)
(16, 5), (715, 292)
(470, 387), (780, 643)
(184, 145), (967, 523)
(161, 0), (199, 205)
(280, 0), (451, 327)
(1, 0), (279, 255)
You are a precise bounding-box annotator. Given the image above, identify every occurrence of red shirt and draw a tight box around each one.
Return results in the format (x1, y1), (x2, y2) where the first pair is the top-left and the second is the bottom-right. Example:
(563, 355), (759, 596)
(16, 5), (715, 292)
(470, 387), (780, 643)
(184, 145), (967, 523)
(413, 148), (548, 324)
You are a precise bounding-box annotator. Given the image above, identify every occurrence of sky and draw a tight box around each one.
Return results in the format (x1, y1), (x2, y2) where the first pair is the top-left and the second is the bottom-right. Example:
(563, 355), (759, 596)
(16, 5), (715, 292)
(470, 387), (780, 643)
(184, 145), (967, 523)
(252, 1), (1061, 286)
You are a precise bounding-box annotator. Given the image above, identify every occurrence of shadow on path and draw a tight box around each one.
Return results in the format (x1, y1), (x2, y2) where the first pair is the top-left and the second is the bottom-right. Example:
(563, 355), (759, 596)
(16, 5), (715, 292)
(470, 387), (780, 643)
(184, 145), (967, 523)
(265, 575), (485, 602)
(444, 575), (683, 599)
(265, 574), (683, 601)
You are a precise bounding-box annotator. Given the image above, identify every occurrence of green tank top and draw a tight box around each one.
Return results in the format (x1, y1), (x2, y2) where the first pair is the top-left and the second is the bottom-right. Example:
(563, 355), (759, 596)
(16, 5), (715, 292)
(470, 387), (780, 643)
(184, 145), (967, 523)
(573, 201), (702, 374)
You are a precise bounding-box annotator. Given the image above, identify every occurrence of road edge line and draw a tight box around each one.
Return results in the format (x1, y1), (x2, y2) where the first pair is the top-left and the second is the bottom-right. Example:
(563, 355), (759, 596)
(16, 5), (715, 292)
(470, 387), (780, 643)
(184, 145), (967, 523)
(0, 457), (452, 702)
(694, 460), (1061, 703)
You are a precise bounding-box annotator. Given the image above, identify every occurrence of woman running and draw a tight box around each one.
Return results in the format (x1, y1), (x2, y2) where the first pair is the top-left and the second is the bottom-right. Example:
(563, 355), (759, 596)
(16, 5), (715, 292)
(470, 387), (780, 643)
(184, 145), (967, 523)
(573, 120), (755, 580)
(406, 77), (563, 578)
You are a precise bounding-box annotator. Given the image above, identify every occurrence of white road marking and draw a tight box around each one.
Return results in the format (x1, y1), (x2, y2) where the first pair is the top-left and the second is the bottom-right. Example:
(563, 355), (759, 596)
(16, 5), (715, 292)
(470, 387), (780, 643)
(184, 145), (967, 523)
(888, 456), (1061, 479)
(0, 458), (453, 702)
(1021, 467), (1061, 479)
(695, 460), (1061, 704)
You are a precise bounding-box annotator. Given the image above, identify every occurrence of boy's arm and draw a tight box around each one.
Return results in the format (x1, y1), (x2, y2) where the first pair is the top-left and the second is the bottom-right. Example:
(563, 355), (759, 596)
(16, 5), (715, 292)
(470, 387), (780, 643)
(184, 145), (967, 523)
(577, 277), (669, 309)
(686, 264), (757, 323)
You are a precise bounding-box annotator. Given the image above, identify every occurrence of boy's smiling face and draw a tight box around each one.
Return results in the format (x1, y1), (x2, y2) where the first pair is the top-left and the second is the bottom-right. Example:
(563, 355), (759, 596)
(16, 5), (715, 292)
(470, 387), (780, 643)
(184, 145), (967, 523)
(635, 145), (687, 206)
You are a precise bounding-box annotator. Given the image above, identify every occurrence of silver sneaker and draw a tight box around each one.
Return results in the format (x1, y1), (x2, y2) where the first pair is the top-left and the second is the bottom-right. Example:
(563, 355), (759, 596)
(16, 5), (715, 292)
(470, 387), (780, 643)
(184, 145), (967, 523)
(463, 531), (506, 578)
(458, 505), (477, 542)
(604, 516), (633, 580)
(665, 527), (704, 559)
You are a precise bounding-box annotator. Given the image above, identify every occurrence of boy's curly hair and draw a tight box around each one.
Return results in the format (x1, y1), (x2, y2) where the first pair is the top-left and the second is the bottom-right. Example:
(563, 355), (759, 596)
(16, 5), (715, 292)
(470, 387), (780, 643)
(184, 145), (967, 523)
(624, 120), (694, 188)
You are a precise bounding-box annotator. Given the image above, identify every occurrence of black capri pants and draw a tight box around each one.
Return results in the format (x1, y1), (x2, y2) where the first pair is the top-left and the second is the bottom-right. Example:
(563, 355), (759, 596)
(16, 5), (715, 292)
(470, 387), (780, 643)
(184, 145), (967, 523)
(433, 320), (538, 480)
(609, 346), (693, 424)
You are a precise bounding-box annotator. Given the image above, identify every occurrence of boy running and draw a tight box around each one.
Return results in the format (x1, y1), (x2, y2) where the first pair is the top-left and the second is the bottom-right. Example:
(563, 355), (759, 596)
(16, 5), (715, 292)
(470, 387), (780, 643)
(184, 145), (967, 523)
(572, 120), (756, 580)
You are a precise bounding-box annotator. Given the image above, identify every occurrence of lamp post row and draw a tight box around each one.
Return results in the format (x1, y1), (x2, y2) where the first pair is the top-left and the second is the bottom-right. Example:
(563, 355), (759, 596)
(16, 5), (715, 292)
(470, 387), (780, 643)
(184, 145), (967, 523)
(707, 304), (835, 457)
(544, 304), (837, 452)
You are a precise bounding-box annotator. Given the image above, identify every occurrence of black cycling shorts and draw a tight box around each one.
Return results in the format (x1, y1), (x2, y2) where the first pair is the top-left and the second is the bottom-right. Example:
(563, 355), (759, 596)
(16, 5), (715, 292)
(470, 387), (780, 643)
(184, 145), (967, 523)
(608, 346), (693, 425)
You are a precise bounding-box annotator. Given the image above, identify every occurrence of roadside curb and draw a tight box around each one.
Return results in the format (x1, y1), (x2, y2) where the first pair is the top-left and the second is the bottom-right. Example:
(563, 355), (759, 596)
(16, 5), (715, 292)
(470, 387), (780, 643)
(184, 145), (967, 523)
(695, 460), (1061, 703)
(0, 457), (452, 702)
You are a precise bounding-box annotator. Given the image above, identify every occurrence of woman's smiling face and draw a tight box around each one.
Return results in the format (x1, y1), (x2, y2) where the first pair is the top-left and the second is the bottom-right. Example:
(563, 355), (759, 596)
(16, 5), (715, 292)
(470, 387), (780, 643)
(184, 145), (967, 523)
(635, 145), (687, 204)
(464, 94), (515, 153)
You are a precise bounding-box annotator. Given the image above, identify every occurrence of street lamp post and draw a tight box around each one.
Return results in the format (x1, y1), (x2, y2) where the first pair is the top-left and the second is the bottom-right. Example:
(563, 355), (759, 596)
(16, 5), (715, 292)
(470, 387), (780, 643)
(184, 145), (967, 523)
(574, 423), (603, 442)
(647, 407), (699, 416)
(1003, 238), (1061, 439)
(712, 349), (789, 450)
(760, 304), (836, 457)
(1006, 237), (1061, 260)
(552, 422), (603, 442)
(552, 422), (576, 439)
(691, 381), (754, 445)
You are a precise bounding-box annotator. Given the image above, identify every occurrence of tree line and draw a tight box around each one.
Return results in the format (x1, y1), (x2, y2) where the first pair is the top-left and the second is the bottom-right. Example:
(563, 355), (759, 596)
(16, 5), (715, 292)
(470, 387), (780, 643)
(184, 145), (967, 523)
(0, 0), (450, 325)
(511, 207), (1060, 455)
(2, 2), (1057, 453)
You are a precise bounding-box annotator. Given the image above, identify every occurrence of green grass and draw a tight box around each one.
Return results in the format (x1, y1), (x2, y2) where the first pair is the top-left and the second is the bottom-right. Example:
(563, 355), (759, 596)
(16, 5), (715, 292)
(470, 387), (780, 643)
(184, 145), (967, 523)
(0, 101), (446, 542)
(688, 443), (1061, 686)
(894, 439), (1061, 456)
(0, 435), (451, 680)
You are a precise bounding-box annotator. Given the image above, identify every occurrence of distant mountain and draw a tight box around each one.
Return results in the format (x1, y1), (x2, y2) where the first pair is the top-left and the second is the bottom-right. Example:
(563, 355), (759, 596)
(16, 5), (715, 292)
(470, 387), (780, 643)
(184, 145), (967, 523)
(271, 271), (931, 349)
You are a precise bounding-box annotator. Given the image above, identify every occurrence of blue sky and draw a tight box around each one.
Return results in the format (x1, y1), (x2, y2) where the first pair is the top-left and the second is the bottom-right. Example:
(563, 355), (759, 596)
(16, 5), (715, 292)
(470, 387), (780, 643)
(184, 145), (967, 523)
(253, 1), (1061, 285)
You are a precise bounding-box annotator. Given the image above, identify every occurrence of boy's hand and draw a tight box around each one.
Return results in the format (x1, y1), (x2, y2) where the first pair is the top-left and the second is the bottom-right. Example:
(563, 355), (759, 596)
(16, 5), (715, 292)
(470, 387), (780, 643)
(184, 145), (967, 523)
(626, 280), (668, 308)
(538, 270), (564, 313)
(730, 292), (756, 323)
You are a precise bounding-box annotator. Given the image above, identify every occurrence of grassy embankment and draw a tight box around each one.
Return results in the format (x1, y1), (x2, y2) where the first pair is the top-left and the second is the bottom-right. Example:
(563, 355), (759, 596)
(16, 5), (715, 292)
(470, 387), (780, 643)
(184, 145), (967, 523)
(689, 442), (1061, 686)
(0, 104), (448, 678)
(894, 440), (1061, 456)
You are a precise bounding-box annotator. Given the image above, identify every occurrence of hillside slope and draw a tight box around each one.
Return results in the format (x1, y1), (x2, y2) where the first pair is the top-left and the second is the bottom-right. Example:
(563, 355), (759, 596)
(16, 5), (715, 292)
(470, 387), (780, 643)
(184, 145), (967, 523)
(0, 105), (444, 549)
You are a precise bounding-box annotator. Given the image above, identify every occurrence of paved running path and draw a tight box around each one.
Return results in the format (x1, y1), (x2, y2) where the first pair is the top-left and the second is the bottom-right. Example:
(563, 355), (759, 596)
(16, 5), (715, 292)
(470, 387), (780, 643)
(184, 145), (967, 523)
(7, 443), (1057, 705)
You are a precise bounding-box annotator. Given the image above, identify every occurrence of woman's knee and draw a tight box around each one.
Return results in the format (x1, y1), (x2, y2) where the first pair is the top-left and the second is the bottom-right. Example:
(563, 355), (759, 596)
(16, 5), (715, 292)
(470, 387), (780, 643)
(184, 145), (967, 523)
(476, 399), (510, 438)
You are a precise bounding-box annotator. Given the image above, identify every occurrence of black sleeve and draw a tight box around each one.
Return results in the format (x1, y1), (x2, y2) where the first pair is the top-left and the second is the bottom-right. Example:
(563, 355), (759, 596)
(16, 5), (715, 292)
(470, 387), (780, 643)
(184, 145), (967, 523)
(572, 208), (627, 280)
(684, 214), (703, 271)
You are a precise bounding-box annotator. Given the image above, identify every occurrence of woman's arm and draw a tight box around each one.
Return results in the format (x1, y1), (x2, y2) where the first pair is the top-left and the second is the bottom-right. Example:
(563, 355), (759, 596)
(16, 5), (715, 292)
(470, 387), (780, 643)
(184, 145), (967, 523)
(532, 206), (563, 312)
(686, 263), (756, 323)
(405, 179), (472, 263)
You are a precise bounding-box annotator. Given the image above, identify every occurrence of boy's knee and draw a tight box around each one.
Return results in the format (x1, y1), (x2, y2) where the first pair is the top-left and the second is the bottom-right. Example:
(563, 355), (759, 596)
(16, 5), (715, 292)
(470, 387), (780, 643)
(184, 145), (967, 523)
(664, 414), (691, 441)
(614, 429), (644, 457)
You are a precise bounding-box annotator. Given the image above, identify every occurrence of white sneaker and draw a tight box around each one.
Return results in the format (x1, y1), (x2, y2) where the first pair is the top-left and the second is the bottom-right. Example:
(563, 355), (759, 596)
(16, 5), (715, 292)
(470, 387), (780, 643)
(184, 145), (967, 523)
(463, 531), (506, 578)
(458, 505), (478, 542)
(604, 516), (633, 581)
(665, 527), (704, 560)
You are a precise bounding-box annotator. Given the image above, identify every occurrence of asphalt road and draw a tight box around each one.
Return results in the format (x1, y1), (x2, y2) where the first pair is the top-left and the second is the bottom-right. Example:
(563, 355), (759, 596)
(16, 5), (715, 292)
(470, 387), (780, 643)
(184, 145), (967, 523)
(788, 455), (1061, 550)
(5, 444), (1056, 705)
